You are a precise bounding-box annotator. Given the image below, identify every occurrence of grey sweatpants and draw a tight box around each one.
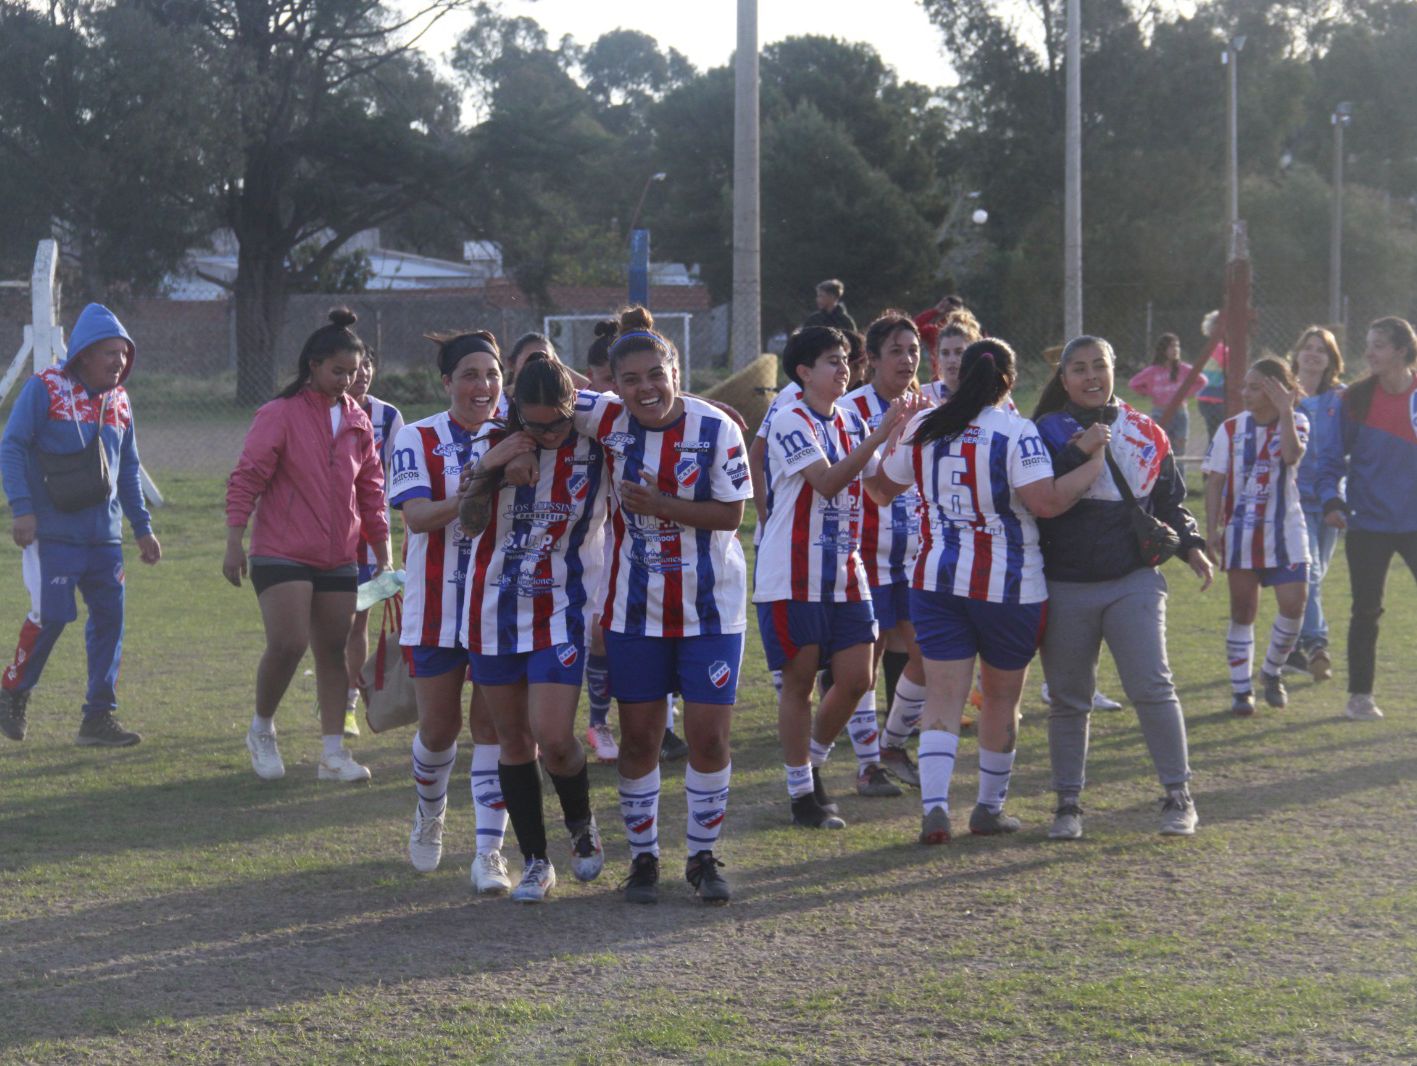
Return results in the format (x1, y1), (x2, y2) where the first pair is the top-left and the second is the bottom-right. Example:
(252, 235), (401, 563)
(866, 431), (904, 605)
(1040, 567), (1191, 798)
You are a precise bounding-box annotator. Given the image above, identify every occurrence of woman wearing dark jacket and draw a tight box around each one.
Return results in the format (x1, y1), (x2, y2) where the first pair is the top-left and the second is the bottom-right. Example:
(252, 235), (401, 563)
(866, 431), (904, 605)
(1031, 336), (1213, 839)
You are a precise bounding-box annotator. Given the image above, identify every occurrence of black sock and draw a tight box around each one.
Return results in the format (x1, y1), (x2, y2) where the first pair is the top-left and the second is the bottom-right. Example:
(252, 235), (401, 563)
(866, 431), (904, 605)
(497, 759), (546, 861)
(882, 651), (908, 711)
(550, 759), (593, 830)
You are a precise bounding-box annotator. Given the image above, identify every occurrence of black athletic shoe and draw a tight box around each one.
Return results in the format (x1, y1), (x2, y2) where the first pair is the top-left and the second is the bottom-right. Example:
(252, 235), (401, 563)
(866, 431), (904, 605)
(621, 852), (660, 904)
(0, 688), (29, 741)
(968, 803), (1022, 835)
(1261, 670), (1288, 709)
(75, 711), (140, 747)
(791, 793), (846, 830)
(811, 765), (839, 815)
(659, 728), (689, 762)
(1281, 648), (1309, 676)
(1230, 691), (1256, 717)
(685, 850), (731, 904)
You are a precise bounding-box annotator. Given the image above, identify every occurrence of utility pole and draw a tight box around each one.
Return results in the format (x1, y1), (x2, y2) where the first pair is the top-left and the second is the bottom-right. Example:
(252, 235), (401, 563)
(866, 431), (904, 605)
(731, 0), (762, 369)
(1329, 102), (1353, 326)
(1063, 0), (1082, 339)
(1224, 35), (1246, 230)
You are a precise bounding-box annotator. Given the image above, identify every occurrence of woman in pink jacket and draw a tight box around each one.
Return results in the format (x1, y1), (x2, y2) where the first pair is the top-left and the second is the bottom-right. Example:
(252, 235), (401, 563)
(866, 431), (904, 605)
(1129, 332), (1206, 477)
(224, 308), (391, 783)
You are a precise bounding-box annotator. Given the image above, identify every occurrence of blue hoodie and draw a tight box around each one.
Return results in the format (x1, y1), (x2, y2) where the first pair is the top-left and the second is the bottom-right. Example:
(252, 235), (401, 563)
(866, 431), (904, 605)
(0, 303), (152, 545)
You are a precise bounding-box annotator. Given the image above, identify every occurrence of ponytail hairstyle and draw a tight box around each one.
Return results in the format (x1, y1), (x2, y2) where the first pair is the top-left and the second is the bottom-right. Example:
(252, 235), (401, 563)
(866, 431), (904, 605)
(1288, 326), (1344, 397)
(782, 325), (848, 387)
(912, 338), (1017, 446)
(507, 331), (555, 385)
(1344, 316), (1417, 424)
(278, 306), (365, 399)
(1031, 335), (1115, 421)
(609, 305), (677, 376)
(1249, 356), (1300, 408)
(508, 350), (575, 431)
(1152, 331), (1182, 381)
(424, 329), (502, 379)
(586, 318), (616, 371)
(864, 311), (922, 393)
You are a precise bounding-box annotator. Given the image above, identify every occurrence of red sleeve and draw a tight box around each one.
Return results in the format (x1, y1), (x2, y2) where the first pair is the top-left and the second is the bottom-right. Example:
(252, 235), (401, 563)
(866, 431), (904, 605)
(226, 402), (286, 528)
(353, 414), (390, 543)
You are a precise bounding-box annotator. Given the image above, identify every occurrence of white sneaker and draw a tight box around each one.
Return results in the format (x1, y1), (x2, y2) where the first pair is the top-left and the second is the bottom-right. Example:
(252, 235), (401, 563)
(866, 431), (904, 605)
(1344, 694), (1385, 721)
(585, 722), (619, 763)
(569, 818), (604, 882)
(1159, 788), (1199, 836)
(317, 747), (372, 782)
(408, 805), (445, 873)
(1040, 683), (1122, 710)
(246, 728), (285, 780)
(471, 850), (512, 895)
(511, 857), (556, 903)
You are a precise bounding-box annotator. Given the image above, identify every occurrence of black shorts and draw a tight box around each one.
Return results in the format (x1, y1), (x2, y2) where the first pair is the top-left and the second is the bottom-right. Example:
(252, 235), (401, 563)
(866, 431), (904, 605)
(249, 556), (359, 596)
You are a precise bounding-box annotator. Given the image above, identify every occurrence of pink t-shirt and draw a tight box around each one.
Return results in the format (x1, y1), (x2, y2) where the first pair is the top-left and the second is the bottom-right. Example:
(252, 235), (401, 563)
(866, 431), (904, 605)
(1129, 364), (1205, 409)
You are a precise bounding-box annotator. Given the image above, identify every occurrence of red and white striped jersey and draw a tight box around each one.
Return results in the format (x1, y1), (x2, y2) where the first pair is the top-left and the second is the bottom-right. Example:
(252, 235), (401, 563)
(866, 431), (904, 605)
(842, 384), (920, 587)
(1202, 410), (1311, 571)
(572, 392), (752, 637)
(459, 430), (610, 654)
(358, 395), (405, 569)
(754, 399), (875, 603)
(388, 412), (495, 648)
(881, 405), (1053, 604)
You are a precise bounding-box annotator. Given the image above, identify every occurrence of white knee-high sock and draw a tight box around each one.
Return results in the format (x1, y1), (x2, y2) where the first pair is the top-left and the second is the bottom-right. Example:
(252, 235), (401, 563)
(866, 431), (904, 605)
(1227, 622), (1254, 695)
(918, 729), (959, 815)
(469, 743), (507, 855)
(1262, 614), (1303, 677)
(411, 734), (456, 819)
(685, 763), (731, 855)
(884, 677), (926, 748)
(619, 767), (661, 857)
(847, 690), (881, 768)
(976, 747), (1016, 813)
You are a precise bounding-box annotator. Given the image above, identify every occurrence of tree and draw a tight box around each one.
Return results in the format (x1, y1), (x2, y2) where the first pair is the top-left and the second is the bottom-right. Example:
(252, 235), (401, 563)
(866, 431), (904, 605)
(0, 1), (230, 298)
(137, 0), (467, 403)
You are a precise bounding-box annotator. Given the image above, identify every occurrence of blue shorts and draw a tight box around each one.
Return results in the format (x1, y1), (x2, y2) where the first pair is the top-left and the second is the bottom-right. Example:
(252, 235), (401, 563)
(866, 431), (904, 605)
(756, 600), (879, 672)
(405, 644), (467, 678)
(909, 589), (1046, 671)
(870, 582), (911, 631)
(1259, 563), (1309, 588)
(468, 644), (586, 687)
(603, 631), (744, 705)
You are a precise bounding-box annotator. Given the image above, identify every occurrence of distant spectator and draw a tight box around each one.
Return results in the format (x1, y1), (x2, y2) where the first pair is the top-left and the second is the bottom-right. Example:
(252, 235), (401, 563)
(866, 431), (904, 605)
(802, 279), (857, 334)
(0, 303), (161, 747)
(914, 294), (973, 354)
(1129, 333), (1206, 473)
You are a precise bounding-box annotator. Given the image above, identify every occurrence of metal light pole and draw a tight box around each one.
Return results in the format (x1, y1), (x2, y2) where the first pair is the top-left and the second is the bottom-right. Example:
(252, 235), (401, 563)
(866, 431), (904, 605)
(731, 0), (762, 370)
(1329, 102), (1353, 326)
(1223, 35), (1246, 231)
(627, 171), (667, 238)
(1063, 0), (1083, 338)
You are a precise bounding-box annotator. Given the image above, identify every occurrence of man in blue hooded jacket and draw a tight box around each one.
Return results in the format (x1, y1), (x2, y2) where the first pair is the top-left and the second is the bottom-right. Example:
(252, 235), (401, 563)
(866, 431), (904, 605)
(0, 303), (161, 745)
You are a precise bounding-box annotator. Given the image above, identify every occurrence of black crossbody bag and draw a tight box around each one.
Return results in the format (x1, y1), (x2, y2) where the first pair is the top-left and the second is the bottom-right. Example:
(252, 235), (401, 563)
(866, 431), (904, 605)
(36, 391), (112, 513)
(1103, 446), (1181, 567)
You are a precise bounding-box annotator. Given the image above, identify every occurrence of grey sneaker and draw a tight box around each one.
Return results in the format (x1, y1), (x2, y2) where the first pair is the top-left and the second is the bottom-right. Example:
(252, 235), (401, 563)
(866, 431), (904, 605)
(1048, 802), (1084, 840)
(969, 803), (1022, 835)
(568, 817), (604, 882)
(76, 711), (141, 747)
(1159, 788), (1198, 836)
(511, 858), (556, 903)
(0, 688), (29, 741)
(879, 745), (919, 787)
(919, 805), (951, 845)
(855, 762), (903, 797)
(1261, 670), (1288, 709)
(1343, 693), (1384, 720)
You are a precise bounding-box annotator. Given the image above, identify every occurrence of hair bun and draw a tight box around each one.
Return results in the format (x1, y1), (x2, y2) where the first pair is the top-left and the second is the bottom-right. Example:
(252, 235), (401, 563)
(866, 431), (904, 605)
(593, 319), (618, 339)
(618, 305), (654, 334)
(328, 306), (358, 329)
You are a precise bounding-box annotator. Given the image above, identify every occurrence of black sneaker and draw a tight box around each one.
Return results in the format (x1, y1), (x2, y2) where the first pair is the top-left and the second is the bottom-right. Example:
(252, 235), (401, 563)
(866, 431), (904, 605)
(75, 711), (141, 747)
(811, 765), (839, 815)
(620, 852), (660, 904)
(1281, 648), (1309, 676)
(0, 688), (29, 741)
(685, 850), (731, 904)
(1230, 691), (1255, 717)
(659, 728), (689, 762)
(968, 803), (1022, 835)
(791, 792), (846, 830)
(1261, 670), (1288, 709)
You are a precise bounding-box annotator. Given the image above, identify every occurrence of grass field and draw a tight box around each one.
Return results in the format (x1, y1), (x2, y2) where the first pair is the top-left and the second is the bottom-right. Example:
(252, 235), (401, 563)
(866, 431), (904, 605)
(2, 468), (1415, 1065)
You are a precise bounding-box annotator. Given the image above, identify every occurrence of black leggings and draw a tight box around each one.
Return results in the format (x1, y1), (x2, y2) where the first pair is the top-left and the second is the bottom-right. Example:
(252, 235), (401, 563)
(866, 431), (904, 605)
(1345, 529), (1417, 694)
